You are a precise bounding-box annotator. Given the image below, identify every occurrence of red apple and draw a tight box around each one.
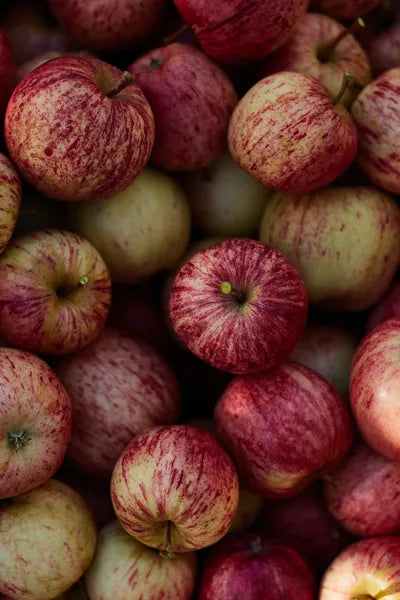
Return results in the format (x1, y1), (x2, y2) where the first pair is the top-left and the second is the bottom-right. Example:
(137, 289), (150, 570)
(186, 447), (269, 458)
(0, 348), (71, 499)
(173, 0), (310, 64)
(0, 229), (112, 355)
(228, 72), (358, 194)
(214, 361), (353, 498)
(0, 153), (21, 254)
(352, 68), (400, 194)
(169, 238), (308, 374)
(128, 43), (237, 171)
(0, 29), (15, 116)
(5, 55), (155, 202)
(310, 0), (382, 19)
(367, 281), (400, 331)
(359, 3), (400, 76)
(350, 318), (400, 460)
(111, 424), (239, 553)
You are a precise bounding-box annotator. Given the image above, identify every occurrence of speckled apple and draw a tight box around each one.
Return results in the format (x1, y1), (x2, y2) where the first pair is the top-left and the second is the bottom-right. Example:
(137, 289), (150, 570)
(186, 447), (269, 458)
(0, 479), (96, 600)
(350, 318), (400, 461)
(259, 186), (400, 310)
(128, 43), (237, 171)
(111, 425), (239, 553)
(0, 229), (112, 355)
(5, 55), (155, 202)
(169, 238), (308, 374)
(367, 281), (400, 331)
(85, 521), (197, 600)
(0, 348), (71, 499)
(56, 328), (180, 478)
(228, 72), (357, 194)
(173, 0), (310, 64)
(311, 0), (382, 19)
(0, 29), (16, 116)
(214, 361), (353, 498)
(0, 154), (21, 255)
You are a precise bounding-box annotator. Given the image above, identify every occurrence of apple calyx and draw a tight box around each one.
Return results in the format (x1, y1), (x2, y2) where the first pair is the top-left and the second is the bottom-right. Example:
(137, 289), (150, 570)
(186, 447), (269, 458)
(107, 71), (136, 99)
(149, 58), (163, 71)
(317, 17), (365, 63)
(8, 429), (31, 451)
(333, 72), (360, 106)
(164, 23), (190, 46)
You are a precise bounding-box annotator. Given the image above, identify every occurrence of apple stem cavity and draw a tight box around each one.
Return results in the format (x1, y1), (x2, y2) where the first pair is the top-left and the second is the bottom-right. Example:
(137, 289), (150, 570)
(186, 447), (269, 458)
(164, 23), (191, 46)
(159, 520), (175, 559)
(318, 18), (365, 62)
(8, 429), (31, 451)
(333, 72), (360, 106)
(107, 71), (135, 99)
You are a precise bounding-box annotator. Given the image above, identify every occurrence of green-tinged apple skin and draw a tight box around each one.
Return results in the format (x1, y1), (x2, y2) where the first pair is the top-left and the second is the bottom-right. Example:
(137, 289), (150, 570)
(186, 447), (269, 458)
(0, 153), (21, 254)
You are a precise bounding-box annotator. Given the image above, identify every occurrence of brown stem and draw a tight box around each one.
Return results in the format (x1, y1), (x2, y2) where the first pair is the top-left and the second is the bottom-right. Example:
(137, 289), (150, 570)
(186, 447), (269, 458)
(333, 72), (360, 106)
(349, 596), (374, 600)
(107, 71), (135, 98)
(318, 17), (365, 61)
(160, 521), (175, 559)
(164, 23), (190, 45)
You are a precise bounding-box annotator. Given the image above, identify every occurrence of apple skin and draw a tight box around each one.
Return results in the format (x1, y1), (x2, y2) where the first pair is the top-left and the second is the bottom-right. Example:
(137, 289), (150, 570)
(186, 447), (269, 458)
(85, 520), (197, 600)
(320, 536), (400, 600)
(0, 348), (71, 499)
(367, 281), (400, 331)
(0, 229), (112, 356)
(111, 424), (239, 553)
(198, 533), (316, 600)
(228, 72), (358, 194)
(173, 0), (310, 64)
(169, 238), (308, 375)
(352, 68), (400, 195)
(350, 318), (400, 461)
(259, 186), (400, 311)
(214, 361), (353, 498)
(55, 328), (180, 478)
(260, 13), (371, 107)
(5, 55), (155, 202)
(49, 0), (166, 52)
(0, 154), (21, 255)
(0, 29), (16, 117)
(69, 168), (191, 284)
(310, 0), (382, 19)
(0, 479), (97, 600)
(128, 43), (238, 172)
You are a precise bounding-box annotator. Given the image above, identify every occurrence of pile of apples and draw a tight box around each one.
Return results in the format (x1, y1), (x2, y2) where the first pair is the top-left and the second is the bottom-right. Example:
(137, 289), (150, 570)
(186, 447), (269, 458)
(0, 0), (399, 599)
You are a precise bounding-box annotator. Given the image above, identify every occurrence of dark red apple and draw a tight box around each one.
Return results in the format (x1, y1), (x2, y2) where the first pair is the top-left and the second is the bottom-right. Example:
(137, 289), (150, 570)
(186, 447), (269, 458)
(0, 28), (15, 117)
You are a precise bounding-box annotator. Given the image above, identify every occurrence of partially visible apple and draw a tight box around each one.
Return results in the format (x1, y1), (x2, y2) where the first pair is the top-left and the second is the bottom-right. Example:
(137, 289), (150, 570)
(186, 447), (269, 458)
(0, 29), (15, 116)
(310, 0), (383, 19)
(16, 49), (94, 82)
(0, 154), (21, 254)
(359, 3), (400, 75)
(367, 281), (400, 331)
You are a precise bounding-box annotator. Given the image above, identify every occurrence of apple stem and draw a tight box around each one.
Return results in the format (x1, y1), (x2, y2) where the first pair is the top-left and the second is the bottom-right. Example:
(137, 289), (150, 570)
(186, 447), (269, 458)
(220, 281), (233, 295)
(318, 18), (365, 61)
(349, 596), (374, 600)
(333, 72), (360, 106)
(107, 71), (135, 98)
(160, 520), (175, 559)
(164, 23), (190, 46)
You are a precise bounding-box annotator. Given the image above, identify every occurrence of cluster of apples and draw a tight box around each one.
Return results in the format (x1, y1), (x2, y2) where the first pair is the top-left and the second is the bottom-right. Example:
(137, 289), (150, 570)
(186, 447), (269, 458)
(0, 0), (399, 599)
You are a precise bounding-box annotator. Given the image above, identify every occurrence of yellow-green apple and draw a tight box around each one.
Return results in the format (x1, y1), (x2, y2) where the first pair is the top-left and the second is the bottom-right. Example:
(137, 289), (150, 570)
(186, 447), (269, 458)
(320, 536), (400, 600)
(5, 56), (155, 202)
(367, 281), (400, 331)
(55, 328), (180, 478)
(324, 441), (400, 537)
(111, 424), (239, 553)
(0, 29), (15, 116)
(0, 229), (112, 355)
(350, 318), (400, 460)
(214, 361), (353, 498)
(182, 152), (271, 237)
(0, 479), (96, 600)
(0, 154), (21, 254)
(69, 168), (191, 284)
(310, 0), (383, 19)
(0, 348), (71, 499)
(128, 43), (237, 171)
(85, 521), (197, 600)
(260, 13), (371, 107)
(169, 238), (308, 374)
(290, 321), (358, 396)
(198, 534), (316, 600)
(259, 186), (400, 310)
(359, 3), (400, 75)
(228, 72), (358, 194)
(173, 0), (310, 64)
(49, 0), (167, 52)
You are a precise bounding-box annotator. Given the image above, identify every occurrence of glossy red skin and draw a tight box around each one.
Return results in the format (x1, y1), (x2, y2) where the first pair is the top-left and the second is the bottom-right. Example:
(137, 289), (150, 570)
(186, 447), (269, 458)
(173, 0), (310, 64)
(56, 328), (180, 478)
(350, 318), (400, 460)
(367, 281), (400, 331)
(0, 30), (16, 117)
(0, 349), (71, 498)
(310, 0), (382, 19)
(128, 43), (237, 172)
(169, 238), (308, 374)
(214, 361), (353, 498)
(5, 56), (155, 202)
(198, 533), (316, 600)
(228, 72), (358, 194)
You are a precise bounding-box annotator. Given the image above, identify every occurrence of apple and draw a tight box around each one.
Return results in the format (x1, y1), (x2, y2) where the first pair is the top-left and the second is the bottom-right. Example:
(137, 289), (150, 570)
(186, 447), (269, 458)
(182, 152), (271, 237)
(310, 0), (383, 19)
(128, 43), (237, 172)
(0, 154), (21, 254)
(260, 13), (371, 107)
(173, 0), (309, 64)
(214, 361), (353, 498)
(350, 318), (400, 461)
(0, 229), (112, 355)
(320, 536), (400, 600)
(69, 167), (191, 284)
(290, 321), (358, 396)
(111, 424), (239, 553)
(0, 29), (15, 117)
(352, 68), (400, 195)
(5, 55), (155, 202)
(198, 533), (316, 600)
(0, 348), (71, 499)
(49, 0), (167, 52)
(367, 281), (400, 331)
(0, 479), (96, 600)
(259, 186), (400, 310)
(359, 3), (400, 76)
(169, 238), (308, 374)
(228, 71), (358, 194)
(85, 520), (197, 600)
